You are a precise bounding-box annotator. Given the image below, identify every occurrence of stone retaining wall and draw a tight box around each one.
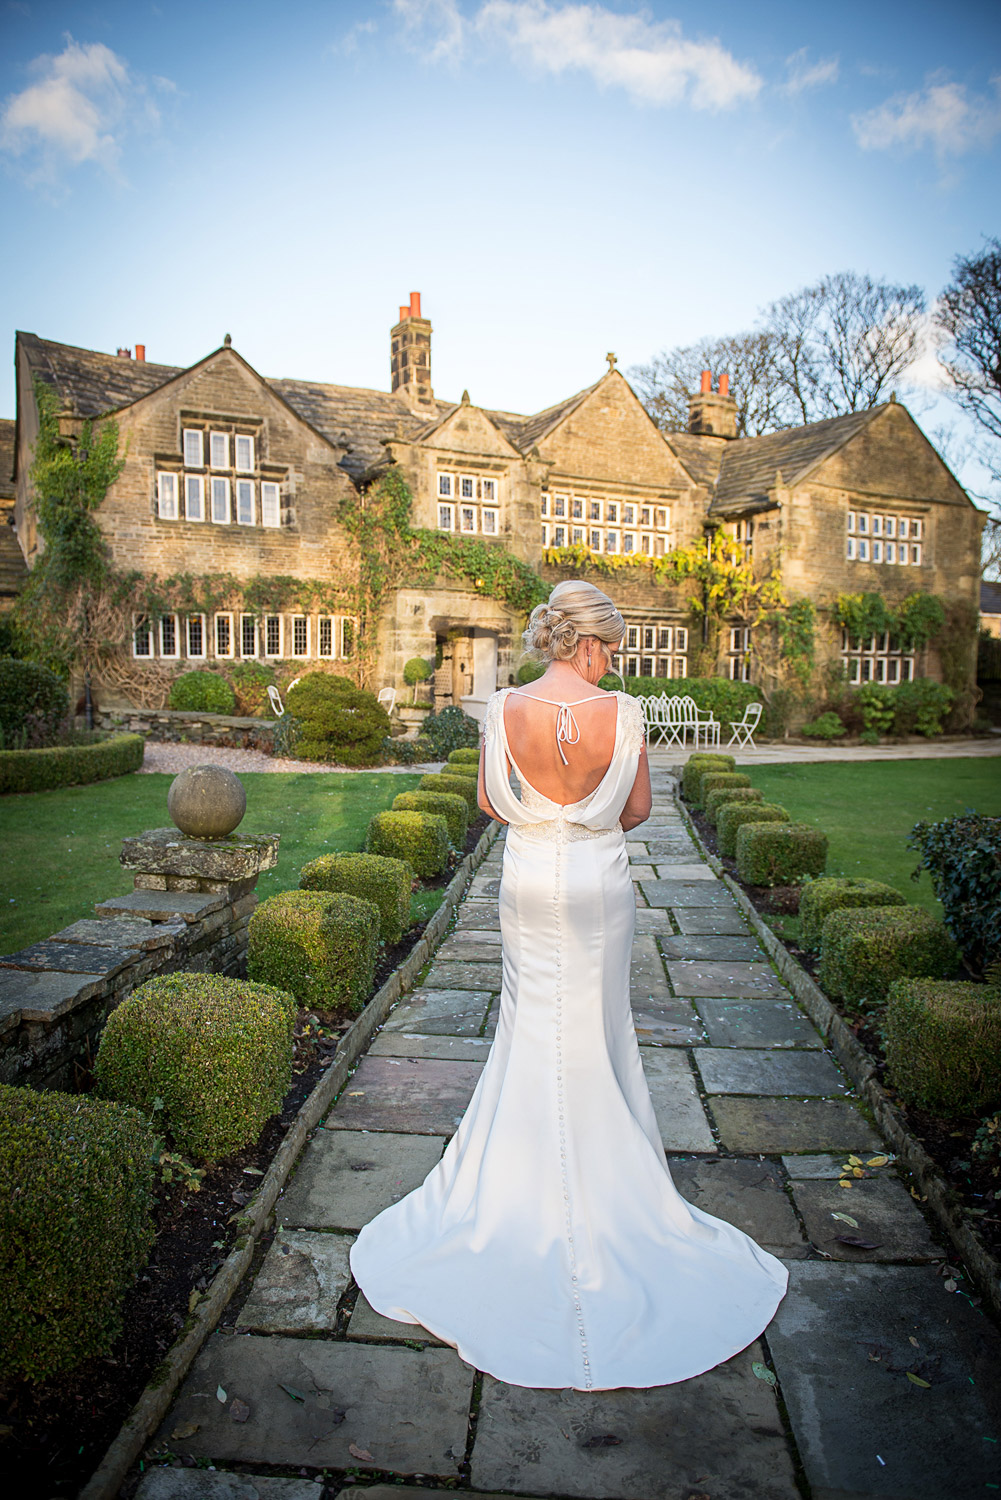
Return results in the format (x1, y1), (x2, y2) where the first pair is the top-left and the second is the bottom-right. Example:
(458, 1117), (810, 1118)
(0, 831), (279, 1093)
(96, 707), (277, 751)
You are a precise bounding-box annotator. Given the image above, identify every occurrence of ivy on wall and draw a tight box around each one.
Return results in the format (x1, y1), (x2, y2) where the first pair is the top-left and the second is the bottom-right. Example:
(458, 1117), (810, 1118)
(834, 591), (946, 649)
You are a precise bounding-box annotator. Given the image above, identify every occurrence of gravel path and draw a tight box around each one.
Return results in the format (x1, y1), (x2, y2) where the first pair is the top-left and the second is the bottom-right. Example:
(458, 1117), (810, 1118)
(139, 741), (444, 775)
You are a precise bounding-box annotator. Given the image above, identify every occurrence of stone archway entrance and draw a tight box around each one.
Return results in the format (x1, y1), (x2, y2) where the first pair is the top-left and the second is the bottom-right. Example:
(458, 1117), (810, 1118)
(433, 626), (499, 724)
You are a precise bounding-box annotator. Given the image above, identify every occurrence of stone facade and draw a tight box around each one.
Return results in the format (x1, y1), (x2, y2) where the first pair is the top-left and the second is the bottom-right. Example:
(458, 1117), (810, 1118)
(9, 302), (986, 717)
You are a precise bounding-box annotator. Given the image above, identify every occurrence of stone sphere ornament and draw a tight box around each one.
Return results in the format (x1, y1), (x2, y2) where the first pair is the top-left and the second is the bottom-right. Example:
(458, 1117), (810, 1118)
(167, 765), (247, 840)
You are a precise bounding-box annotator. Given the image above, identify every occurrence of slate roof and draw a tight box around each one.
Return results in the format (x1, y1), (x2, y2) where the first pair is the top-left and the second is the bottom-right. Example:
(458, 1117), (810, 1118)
(664, 431), (727, 490)
(270, 377), (455, 481)
(982, 580), (1001, 616)
(709, 408), (883, 515)
(18, 333), (182, 419)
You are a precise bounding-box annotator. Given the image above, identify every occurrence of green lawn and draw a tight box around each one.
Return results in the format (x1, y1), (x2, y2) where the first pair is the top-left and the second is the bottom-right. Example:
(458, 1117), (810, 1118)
(0, 771), (425, 953)
(743, 758), (1001, 942)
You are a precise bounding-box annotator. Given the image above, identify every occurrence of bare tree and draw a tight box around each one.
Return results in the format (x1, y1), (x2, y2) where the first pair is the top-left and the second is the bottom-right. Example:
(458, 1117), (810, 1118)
(629, 330), (791, 436)
(765, 271), (926, 421)
(935, 237), (1001, 481)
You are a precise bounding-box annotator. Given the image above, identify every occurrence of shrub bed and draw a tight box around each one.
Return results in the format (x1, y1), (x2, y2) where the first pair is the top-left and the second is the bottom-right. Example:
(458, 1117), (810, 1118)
(800, 877), (907, 951)
(392, 789), (469, 847)
(248, 889), (380, 1014)
(419, 771), (480, 813)
(736, 822), (828, 885)
(818, 905), (960, 1012)
(229, 661), (275, 716)
(601, 675), (758, 723)
(0, 1085), (155, 1382)
(0, 657), (68, 745)
(447, 747), (480, 765)
(285, 673), (390, 766)
(0, 732), (144, 794)
(908, 813), (1001, 974)
(96, 974), (296, 1163)
(717, 802), (790, 857)
(168, 670), (236, 714)
(299, 851), (413, 945)
(366, 809), (450, 878)
(705, 785), (763, 826)
(420, 704), (479, 757)
(681, 753), (736, 804)
(883, 978), (1001, 1117)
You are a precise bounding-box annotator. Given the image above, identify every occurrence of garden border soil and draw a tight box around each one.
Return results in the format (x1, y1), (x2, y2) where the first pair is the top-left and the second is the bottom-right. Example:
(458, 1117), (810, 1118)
(78, 818), (500, 1500)
(674, 778), (1001, 1328)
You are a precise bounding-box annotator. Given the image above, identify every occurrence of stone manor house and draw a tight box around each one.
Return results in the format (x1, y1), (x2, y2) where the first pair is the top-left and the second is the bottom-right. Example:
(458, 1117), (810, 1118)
(6, 294), (985, 721)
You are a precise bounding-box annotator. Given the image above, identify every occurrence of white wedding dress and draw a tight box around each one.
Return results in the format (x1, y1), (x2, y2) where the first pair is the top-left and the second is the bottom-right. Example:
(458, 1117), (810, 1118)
(349, 687), (789, 1390)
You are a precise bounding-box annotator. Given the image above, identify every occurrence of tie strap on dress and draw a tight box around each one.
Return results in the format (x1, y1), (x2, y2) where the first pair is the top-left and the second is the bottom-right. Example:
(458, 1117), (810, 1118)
(509, 689), (595, 767)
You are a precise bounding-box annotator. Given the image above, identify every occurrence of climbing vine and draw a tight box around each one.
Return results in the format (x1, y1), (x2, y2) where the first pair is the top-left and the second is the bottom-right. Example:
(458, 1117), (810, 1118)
(772, 597), (816, 686)
(834, 591), (946, 649)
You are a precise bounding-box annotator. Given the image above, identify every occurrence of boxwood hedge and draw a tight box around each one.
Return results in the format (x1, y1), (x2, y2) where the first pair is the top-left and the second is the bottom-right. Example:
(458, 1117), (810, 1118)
(168, 670), (236, 714)
(735, 822), (828, 885)
(705, 784), (763, 826)
(818, 905), (960, 1012)
(366, 809), (450, 878)
(717, 802), (790, 858)
(248, 889), (380, 1014)
(96, 973), (297, 1162)
(800, 877), (907, 951)
(443, 761), (479, 779)
(681, 754), (736, 805)
(0, 1085), (155, 1382)
(299, 851), (413, 945)
(883, 978), (1001, 1117)
(419, 771), (479, 813)
(447, 747), (480, 765)
(392, 789), (469, 848)
(0, 732), (144, 794)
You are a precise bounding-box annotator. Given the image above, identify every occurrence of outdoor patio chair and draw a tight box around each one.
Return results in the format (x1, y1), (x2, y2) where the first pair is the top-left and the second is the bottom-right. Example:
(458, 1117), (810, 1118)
(266, 684), (284, 718)
(377, 686), (397, 715)
(728, 701), (763, 748)
(679, 694), (720, 748)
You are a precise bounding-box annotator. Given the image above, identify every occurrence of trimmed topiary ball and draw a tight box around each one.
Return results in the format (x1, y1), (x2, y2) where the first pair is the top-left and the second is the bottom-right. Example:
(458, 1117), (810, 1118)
(248, 889), (380, 1014)
(168, 670), (236, 714)
(818, 905), (960, 1012)
(0, 1085), (155, 1382)
(800, 877), (907, 951)
(366, 809), (450, 878)
(735, 821), (828, 886)
(392, 789), (469, 848)
(95, 973), (296, 1163)
(299, 851), (413, 946)
(884, 978), (1001, 1117)
(717, 803), (790, 858)
(419, 771), (479, 813)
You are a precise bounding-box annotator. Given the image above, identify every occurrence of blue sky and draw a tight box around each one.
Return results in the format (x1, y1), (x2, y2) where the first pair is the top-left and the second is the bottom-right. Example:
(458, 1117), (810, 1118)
(1, 0), (999, 493)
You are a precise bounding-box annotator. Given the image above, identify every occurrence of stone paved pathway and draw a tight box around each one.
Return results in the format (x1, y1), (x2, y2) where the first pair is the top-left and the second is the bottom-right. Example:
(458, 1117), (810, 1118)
(138, 768), (1001, 1500)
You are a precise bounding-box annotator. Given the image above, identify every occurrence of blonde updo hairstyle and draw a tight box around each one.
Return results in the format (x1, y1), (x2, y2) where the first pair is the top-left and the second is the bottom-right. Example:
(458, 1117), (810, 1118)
(522, 580), (625, 664)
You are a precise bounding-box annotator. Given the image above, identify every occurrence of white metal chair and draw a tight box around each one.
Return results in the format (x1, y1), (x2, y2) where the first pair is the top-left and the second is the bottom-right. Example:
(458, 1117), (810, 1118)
(377, 686), (397, 715)
(728, 701), (762, 748)
(678, 695), (719, 748)
(267, 685), (284, 718)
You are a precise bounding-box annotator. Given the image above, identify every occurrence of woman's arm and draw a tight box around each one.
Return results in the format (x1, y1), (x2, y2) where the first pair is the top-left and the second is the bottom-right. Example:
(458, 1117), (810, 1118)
(619, 745), (652, 832)
(477, 740), (508, 824)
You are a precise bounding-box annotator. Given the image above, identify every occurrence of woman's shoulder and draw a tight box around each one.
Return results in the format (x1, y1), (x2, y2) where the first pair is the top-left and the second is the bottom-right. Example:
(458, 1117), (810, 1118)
(614, 691), (646, 751)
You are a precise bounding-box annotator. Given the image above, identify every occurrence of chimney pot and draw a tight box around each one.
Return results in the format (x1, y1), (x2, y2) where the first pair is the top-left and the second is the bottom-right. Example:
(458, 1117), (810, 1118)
(410, 291), (421, 319)
(117, 347), (132, 359)
(399, 305), (409, 322)
(700, 369), (712, 394)
(718, 372), (730, 397)
(135, 343), (146, 363)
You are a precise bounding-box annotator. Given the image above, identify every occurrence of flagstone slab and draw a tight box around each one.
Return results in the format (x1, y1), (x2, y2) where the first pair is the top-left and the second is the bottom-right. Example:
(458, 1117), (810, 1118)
(435, 939), (502, 962)
(628, 934), (672, 1006)
(643, 841), (699, 860)
(347, 1292), (446, 1346)
(640, 880), (738, 909)
(52, 916), (181, 950)
(673, 907), (750, 936)
(666, 960), (788, 1000)
(155, 1334), (472, 1475)
(790, 1176), (945, 1261)
(455, 902), (500, 931)
(324, 1055), (483, 1136)
(631, 1001), (706, 1047)
(641, 1049), (716, 1152)
(0, 939), (137, 976)
(667, 1155), (810, 1258)
(381, 988), (493, 1036)
(467, 876), (500, 898)
(136, 1472), (318, 1500)
(631, 908), (676, 934)
(766, 1262), (1001, 1500)
(782, 1151), (889, 1179)
(237, 1230), (353, 1333)
(652, 863), (716, 880)
(440, 927), (502, 946)
(334, 1489), (544, 1500)
(628, 864), (657, 881)
(659, 934), (763, 962)
(277, 1130), (444, 1232)
(421, 961), (503, 991)
(697, 1000), (824, 1049)
(711, 1096), (883, 1154)
(94, 890), (225, 922)
(694, 1046), (848, 1096)
(0, 966), (108, 1022)
(470, 1342), (798, 1499)
(369, 1032), (494, 1062)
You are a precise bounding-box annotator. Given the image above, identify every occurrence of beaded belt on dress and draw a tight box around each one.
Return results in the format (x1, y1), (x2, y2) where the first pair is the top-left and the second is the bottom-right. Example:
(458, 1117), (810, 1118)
(515, 817), (615, 844)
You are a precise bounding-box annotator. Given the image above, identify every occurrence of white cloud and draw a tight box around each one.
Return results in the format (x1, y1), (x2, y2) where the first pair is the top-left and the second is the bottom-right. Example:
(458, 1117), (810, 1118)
(1, 36), (165, 183)
(783, 48), (838, 96)
(852, 73), (1001, 158)
(394, 0), (762, 109)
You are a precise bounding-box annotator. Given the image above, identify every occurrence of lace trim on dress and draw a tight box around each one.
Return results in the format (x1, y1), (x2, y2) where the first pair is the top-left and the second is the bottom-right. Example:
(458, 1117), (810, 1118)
(515, 780), (614, 843)
(617, 692), (646, 756)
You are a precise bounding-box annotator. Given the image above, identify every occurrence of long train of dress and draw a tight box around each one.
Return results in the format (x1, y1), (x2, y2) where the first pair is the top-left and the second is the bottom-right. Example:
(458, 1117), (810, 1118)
(349, 688), (788, 1389)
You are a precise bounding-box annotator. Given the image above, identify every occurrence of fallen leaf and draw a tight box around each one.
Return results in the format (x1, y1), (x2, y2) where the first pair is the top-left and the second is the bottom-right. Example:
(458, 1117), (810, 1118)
(278, 1383), (307, 1403)
(243, 1166), (264, 1176)
(906, 1371), (931, 1387)
(170, 1421), (199, 1440)
(215, 1385), (227, 1404)
(852, 1167), (865, 1177)
(847, 1155), (863, 1166)
(581, 1433), (622, 1448)
(751, 1361), (777, 1385)
(230, 1399), (251, 1423)
(943, 1278), (958, 1292)
(838, 1178), (852, 1188)
(835, 1235), (881, 1249)
(909, 1336), (919, 1346)
(832, 1212), (859, 1228)
(349, 1442), (375, 1461)
(867, 1155), (889, 1167)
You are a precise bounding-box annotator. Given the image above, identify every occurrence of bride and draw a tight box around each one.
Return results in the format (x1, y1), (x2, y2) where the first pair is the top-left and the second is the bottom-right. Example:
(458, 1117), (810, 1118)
(349, 579), (788, 1391)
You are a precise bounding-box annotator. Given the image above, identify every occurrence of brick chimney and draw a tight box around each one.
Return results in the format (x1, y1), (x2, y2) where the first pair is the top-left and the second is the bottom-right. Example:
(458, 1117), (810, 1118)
(688, 370), (737, 439)
(390, 292), (434, 410)
(116, 347), (132, 359)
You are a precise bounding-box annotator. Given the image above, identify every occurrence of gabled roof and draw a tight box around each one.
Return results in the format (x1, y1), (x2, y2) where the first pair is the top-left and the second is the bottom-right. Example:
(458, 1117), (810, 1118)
(708, 407), (882, 515)
(982, 579), (1001, 615)
(497, 380), (601, 452)
(270, 377), (455, 480)
(663, 431), (727, 490)
(18, 333), (183, 418)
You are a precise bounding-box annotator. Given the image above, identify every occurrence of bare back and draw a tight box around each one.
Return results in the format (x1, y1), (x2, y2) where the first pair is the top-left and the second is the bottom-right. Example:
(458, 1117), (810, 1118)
(502, 689), (620, 805)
